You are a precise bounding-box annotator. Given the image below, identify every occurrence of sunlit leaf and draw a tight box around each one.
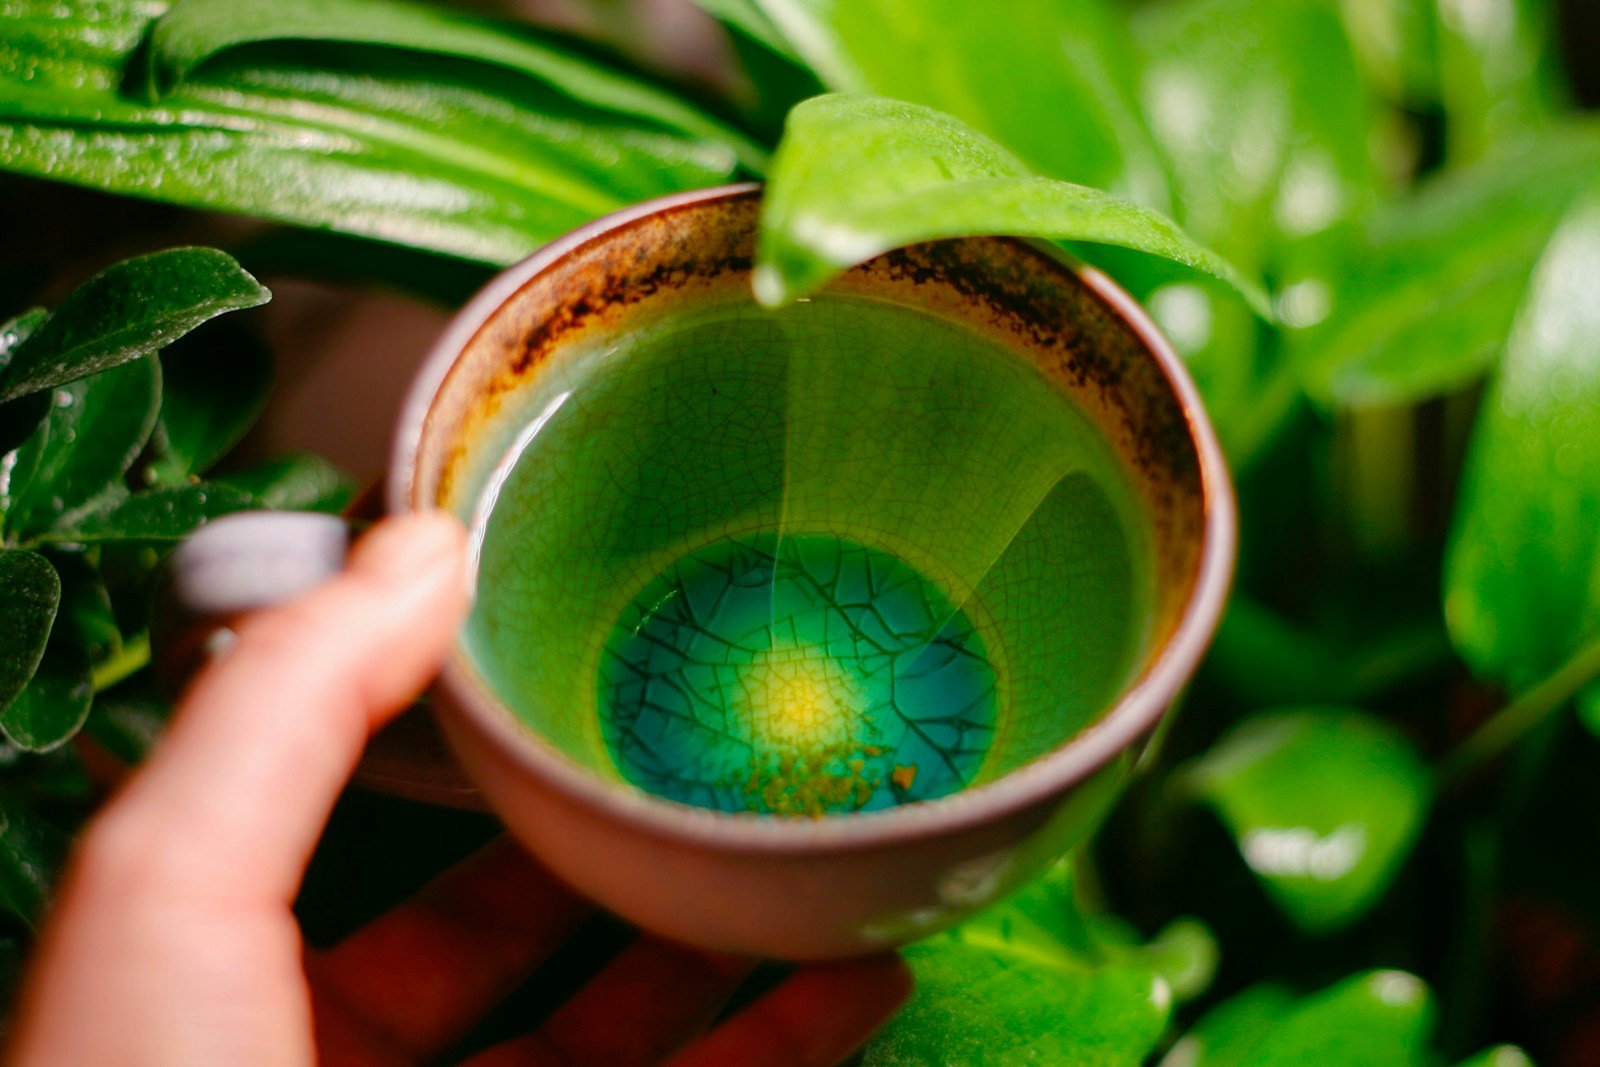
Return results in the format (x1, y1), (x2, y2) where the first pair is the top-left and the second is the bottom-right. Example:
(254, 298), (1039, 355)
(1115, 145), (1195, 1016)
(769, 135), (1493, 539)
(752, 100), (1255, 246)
(1446, 186), (1600, 694)
(741, 0), (1168, 206)
(1161, 970), (1436, 1066)
(0, 0), (746, 266)
(147, 0), (765, 169)
(0, 248), (266, 402)
(755, 93), (1265, 312)
(1302, 125), (1600, 406)
(1183, 708), (1431, 932)
(1435, 0), (1565, 164)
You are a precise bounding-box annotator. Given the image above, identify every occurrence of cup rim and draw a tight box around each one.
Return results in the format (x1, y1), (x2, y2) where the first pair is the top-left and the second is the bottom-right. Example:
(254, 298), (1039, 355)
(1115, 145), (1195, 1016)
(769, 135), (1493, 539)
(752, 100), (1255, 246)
(389, 182), (1236, 854)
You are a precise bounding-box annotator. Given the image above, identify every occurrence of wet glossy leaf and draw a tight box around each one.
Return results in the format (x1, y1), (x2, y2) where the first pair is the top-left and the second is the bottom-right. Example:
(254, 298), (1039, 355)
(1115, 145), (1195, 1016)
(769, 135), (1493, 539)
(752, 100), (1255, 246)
(0, 800), (69, 930)
(0, 249), (266, 403)
(1183, 708), (1431, 932)
(0, 549), (59, 714)
(1161, 970), (1436, 1066)
(864, 860), (1203, 1065)
(1303, 126), (1600, 406)
(0, 0), (745, 265)
(43, 483), (255, 545)
(756, 93), (1265, 312)
(145, 323), (271, 486)
(743, 0), (1167, 206)
(0, 641), (92, 753)
(4, 358), (161, 537)
(1446, 187), (1600, 693)
(147, 0), (764, 169)
(216, 453), (355, 513)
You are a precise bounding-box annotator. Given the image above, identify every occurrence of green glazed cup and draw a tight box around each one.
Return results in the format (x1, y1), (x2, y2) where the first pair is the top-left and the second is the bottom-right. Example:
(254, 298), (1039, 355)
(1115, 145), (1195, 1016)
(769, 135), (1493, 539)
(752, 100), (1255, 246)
(383, 184), (1234, 958)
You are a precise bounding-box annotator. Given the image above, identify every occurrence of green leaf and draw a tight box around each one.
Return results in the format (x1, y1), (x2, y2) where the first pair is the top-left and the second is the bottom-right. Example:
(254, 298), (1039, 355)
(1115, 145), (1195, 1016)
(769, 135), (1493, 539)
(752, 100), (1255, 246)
(216, 453), (355, 513)
(1302, 125), (1600, 406)
(0, 549), (59, 714)
(147, 0), (766, 170)
(52, 554), (122, 666)
(1435, 0), (1564, 165)
(0, 1), (747, 265)
(4, 358), (162, 537)
(864, 861), (1199, 1065)
(740, 0), (1168, 207)
(1183, 708), (1431, 932)
(1446, 186), (1600, 694)
(1455, 1046), (1535, 1067)
(42, 483), (255, 545)
(145, 323), (271, 486)
(755, 93), (1266, 313)
(1128, 0), (1377, 456)
(1162, 970), (1436, 1066)
(0, 308), (51, 453)
(0, 800), (69, 930)
(0, 639), (92, 752)
(86, 685), (172, 766)
(0, 248), (268, 403)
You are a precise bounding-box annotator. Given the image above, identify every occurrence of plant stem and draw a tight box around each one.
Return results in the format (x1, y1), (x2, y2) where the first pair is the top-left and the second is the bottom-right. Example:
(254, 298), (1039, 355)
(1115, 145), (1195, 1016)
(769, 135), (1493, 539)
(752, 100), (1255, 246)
(1439, 632), (1600, 788)
(90, 633), (149, 693)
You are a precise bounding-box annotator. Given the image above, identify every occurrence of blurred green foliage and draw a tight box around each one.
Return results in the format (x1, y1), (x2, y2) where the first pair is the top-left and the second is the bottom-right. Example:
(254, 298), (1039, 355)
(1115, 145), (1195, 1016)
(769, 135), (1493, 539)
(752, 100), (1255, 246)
(1, 0), (1597, 1061)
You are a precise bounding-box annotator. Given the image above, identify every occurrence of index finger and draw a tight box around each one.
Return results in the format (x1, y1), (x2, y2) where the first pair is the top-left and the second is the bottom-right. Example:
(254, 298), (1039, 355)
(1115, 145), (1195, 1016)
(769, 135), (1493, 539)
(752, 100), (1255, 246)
(88, 512), (470, 907)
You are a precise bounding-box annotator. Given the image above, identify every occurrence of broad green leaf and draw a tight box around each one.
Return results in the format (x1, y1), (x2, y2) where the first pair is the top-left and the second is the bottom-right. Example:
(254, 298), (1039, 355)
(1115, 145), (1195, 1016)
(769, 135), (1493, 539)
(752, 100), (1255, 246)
(5, 358), (161, 537)
(741, 0), (1168, 207)
(0, 549), (59, 714)
(41, 483), (254, 545)
(147, 0), (765, 170)
(755, 94), (1265, 312)
(1183, 708), (1431, 932)
(0, 248), (266, 402)
(0, 1), (745, 266)
(145, 323), (271, 486)
(690, 0), (804, 61)
(864, 861), (1204, 1065)
(0, 800), (69, 930)
(1162, 970), (1436, 1066)
(1446, 187), (1600, 694)
(216, 453), (356, 513)
(1302, 125), (1600, 406)
(0, 641), (93, 751)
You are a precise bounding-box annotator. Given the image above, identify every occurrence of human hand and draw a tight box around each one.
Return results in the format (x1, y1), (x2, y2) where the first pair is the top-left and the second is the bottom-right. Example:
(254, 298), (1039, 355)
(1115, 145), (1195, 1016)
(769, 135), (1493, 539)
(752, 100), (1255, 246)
(5, 513), (910, 1067)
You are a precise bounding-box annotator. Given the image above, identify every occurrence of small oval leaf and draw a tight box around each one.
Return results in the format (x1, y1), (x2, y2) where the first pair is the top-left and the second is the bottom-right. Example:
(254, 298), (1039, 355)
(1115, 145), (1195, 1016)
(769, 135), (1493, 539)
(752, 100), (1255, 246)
(0, 248), (269, 402)
(1183, 708), (1431, 933)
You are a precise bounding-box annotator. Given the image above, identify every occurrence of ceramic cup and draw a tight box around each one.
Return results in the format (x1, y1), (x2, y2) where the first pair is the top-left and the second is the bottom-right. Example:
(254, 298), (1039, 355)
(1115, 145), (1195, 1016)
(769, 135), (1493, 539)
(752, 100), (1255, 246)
(163, 184), (1233, 960)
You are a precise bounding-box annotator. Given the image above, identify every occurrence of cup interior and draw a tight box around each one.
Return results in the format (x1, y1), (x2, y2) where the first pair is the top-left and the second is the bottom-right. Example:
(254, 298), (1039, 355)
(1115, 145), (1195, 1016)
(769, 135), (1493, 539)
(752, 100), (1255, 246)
(396, 189), (1215, 819)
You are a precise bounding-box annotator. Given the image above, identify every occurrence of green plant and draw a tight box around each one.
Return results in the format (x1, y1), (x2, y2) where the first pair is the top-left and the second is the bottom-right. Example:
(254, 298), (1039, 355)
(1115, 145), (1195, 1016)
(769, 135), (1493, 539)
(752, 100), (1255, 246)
(2, 0), (1596, 1061)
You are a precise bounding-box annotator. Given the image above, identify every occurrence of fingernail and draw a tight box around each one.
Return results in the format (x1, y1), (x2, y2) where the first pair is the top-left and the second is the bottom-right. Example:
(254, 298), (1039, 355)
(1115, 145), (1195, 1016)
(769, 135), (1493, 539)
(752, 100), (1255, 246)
(349, 512), (466, 583)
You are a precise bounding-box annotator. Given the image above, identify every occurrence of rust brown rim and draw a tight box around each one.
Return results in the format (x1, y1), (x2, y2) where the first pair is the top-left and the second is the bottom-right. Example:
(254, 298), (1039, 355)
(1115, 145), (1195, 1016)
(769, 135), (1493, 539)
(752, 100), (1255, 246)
(389, 184), (1236, 854)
